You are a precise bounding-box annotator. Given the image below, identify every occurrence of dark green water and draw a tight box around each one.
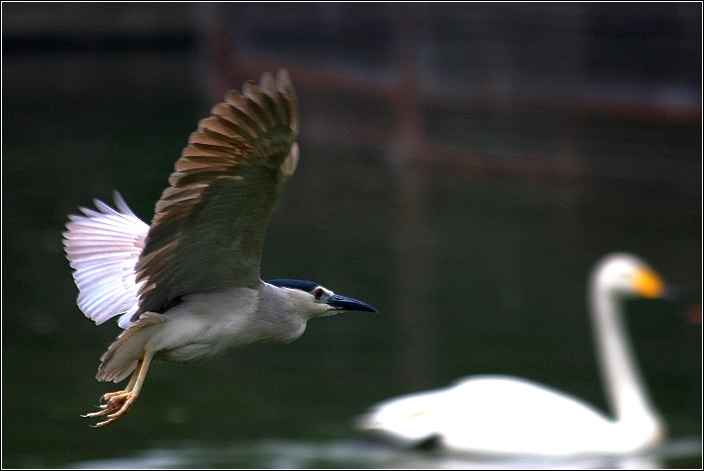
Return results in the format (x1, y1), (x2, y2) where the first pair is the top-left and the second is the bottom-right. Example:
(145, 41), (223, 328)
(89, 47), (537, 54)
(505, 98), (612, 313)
(2, 88), (701, 468)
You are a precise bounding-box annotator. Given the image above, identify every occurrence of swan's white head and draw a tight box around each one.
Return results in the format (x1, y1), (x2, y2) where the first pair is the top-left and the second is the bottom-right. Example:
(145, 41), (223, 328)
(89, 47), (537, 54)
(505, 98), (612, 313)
(591, 253), (665, 299)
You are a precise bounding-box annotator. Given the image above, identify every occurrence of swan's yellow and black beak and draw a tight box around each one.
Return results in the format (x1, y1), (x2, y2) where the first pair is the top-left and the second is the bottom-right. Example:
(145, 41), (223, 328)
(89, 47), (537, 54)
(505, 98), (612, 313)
(633, 268), (665, 299)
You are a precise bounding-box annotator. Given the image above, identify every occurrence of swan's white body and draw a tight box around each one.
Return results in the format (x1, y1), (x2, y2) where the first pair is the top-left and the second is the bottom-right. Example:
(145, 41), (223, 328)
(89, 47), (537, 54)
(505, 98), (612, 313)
(356, 253), (666, 457)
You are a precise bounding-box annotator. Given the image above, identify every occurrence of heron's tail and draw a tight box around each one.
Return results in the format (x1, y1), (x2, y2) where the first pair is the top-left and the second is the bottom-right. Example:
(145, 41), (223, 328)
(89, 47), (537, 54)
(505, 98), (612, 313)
(97, 313), (166, 383)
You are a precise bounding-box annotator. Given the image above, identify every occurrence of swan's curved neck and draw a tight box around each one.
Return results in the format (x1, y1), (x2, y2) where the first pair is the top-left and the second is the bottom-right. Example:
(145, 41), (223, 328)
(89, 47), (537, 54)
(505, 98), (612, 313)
(589, 283), (662, 429)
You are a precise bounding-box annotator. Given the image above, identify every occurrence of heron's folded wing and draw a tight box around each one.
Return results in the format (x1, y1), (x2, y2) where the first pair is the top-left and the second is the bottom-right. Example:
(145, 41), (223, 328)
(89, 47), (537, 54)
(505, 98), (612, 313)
(63, 191), (149, 327)
(134, 70), (299, 316)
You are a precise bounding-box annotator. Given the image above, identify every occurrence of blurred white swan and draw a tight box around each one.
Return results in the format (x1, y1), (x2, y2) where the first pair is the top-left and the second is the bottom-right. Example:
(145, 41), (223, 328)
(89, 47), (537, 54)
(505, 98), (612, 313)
(356, 253), (667, 457)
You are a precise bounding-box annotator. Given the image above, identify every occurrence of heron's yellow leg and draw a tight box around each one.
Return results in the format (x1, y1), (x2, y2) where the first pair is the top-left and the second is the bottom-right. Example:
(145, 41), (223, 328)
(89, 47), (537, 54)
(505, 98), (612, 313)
(97, 368), (140, 403)
(83, 350), (154, 427)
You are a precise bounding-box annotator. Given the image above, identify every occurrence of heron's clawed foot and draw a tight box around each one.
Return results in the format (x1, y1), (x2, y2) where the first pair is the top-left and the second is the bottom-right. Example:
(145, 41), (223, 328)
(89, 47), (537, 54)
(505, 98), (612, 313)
(82, 391), (136, 427)
(100, 390), (127, 404)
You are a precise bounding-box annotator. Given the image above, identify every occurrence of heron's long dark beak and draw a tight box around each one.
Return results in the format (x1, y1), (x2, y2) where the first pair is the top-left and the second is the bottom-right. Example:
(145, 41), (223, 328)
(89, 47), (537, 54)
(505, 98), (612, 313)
(327, 294), (377, 312)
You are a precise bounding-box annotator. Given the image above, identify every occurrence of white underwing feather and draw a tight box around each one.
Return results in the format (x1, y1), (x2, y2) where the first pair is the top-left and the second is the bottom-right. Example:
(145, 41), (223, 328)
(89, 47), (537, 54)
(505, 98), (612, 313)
(63, 191), (148, 328)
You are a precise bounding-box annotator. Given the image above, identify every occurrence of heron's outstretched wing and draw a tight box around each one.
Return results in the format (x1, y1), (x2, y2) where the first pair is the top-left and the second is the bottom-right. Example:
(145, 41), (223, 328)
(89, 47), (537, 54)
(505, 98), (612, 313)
(63, 192), (149, 327)
(134, 70), (299, 316)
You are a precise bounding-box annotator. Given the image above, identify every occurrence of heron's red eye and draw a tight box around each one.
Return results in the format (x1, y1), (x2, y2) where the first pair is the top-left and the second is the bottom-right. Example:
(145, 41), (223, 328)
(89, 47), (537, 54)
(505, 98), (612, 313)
(314, 288), (323, 300)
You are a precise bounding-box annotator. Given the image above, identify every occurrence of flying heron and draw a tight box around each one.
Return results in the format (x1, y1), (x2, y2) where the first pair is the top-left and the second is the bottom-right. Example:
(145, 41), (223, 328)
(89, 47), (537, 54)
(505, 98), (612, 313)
(63, 70), (377, 427)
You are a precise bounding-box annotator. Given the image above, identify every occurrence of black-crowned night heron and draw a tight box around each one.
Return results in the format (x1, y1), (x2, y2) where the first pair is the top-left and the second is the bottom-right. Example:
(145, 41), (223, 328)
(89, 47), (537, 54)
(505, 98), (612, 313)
(356, 253), (666, 456)
(63, 70), (377, 427)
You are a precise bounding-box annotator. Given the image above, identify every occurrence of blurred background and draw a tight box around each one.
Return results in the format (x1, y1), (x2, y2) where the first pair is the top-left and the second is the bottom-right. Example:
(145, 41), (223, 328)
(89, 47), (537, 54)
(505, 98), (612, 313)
(2, 3), (701, 468)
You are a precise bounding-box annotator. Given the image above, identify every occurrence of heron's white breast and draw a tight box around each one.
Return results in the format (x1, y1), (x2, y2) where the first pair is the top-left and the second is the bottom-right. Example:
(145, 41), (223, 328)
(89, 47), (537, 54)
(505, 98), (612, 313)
(149, 286), (307, 364)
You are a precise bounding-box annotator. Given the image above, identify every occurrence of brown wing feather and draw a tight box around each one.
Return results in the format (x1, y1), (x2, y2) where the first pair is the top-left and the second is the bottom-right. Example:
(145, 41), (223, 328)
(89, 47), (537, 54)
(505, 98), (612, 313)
(133, 70), (298, 316)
